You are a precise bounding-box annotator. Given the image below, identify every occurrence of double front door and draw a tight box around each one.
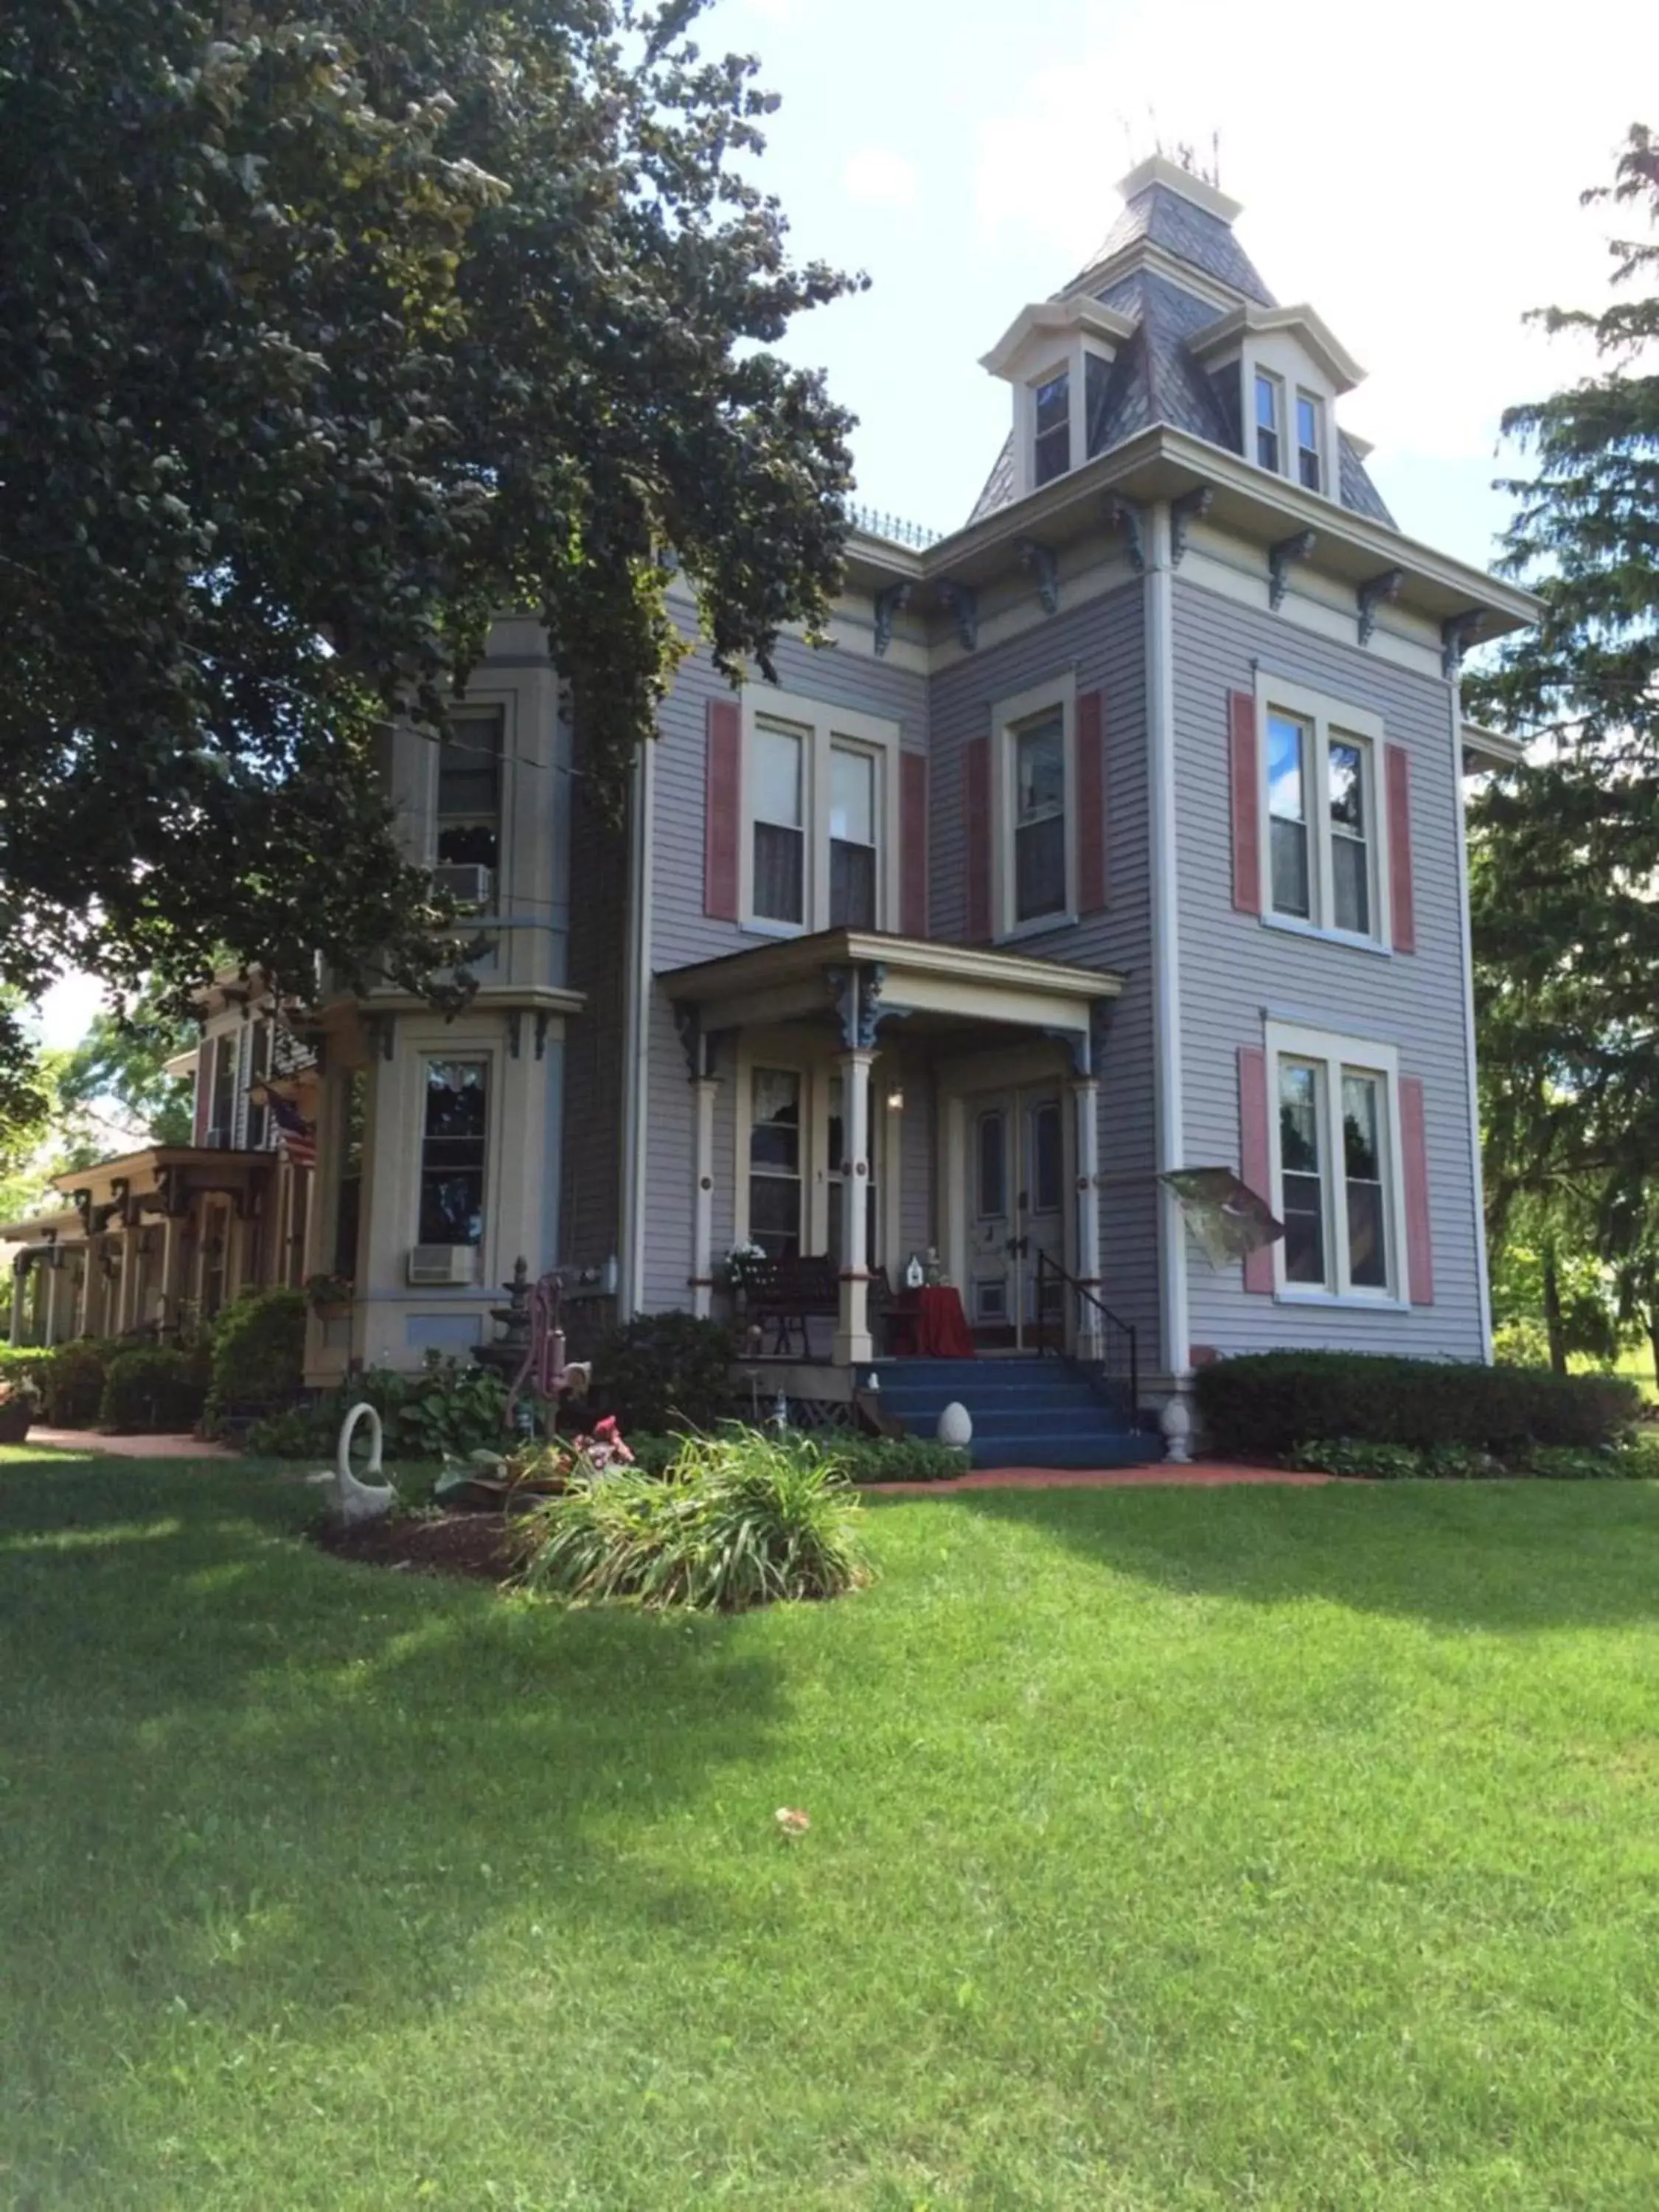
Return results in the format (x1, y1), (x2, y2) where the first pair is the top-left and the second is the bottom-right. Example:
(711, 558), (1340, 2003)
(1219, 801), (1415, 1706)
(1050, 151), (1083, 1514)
(964, 1086), (1067, 1349)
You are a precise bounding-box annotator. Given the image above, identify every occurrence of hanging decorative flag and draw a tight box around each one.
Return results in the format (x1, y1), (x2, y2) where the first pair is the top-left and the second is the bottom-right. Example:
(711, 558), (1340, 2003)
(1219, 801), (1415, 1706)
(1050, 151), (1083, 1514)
(265, 1089), (317, 1169)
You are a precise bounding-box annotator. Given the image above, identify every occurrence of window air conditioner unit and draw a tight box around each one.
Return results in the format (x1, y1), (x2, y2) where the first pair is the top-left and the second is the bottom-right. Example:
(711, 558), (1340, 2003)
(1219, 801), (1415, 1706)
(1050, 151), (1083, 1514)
(433, 863), (494, 911)
(407, 1245), (479, 1287)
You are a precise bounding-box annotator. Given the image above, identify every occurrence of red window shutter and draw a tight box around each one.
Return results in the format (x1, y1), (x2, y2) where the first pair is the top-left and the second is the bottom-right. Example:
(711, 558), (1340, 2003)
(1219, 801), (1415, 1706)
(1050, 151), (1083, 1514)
(703, 697), (741, 921)
(1399, 1076), (1435, 1304)
(963, 735), (992, 942)
(1076, 688), (1108, 914)
(900, 753), (929, 938)
(1238, 1046), (1275, 1294)
(1229, 690), (1261, 914)
(1386, 743), (1416, 953)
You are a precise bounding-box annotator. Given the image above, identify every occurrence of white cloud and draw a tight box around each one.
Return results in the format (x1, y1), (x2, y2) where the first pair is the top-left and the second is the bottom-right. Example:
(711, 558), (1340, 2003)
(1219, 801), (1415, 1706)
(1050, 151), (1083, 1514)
(844, 146), (919, 207)
(971, 0), (1632, 462)
(33, 972), (105, 1051)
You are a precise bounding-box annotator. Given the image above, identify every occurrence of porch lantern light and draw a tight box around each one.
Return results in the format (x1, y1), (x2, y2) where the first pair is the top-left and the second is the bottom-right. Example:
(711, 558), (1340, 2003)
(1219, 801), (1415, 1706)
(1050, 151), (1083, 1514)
(885, 1084), (905, 1113)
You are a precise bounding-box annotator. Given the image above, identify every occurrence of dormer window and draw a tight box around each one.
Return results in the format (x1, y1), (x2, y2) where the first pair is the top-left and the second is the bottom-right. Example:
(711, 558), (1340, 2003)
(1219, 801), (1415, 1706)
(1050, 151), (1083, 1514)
(1296, 392), (1324, 492)
(1254, 371), (1282, 472)
(1032, 368), (1071, 487)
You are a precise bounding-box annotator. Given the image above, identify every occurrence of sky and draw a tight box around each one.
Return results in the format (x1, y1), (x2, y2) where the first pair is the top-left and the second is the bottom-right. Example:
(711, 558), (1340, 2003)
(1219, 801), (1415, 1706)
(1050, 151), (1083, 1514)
(709, 0), (1646, 563)
(29, 0), (1650, 1051)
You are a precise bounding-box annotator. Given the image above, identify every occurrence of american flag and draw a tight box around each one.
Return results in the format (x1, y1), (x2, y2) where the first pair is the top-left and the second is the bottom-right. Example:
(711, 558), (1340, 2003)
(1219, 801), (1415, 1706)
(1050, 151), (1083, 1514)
(266, 1090), (317, 1169)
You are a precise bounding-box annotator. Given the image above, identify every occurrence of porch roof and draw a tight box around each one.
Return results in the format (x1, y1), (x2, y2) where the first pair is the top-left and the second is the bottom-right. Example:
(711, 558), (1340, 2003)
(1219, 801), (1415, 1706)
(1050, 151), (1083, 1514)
(661, 929), (1123, 1041)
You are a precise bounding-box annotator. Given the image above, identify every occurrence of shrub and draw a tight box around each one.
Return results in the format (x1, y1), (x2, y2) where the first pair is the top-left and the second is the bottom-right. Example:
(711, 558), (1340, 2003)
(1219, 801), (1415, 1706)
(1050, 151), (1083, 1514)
(1289, 1438), (1506, 1480)
(818, 1431), (970, 1484)
(1492, 1318), (1552, 1368)
(244, 1354), (509, 1461)
(208, 1287), (307, 1413)
(589, 1312), (737, 1433)
(517, 1426), (870, 1610)
(1196, 1352), (1638, 1458)
(38, 1340), (118, 1427)
(100, 1345), (211, 1433)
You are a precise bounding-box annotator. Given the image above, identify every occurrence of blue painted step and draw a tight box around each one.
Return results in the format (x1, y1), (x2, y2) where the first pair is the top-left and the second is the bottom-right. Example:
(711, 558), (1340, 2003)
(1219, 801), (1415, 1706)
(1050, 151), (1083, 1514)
(871, 1357), (1153, 1471)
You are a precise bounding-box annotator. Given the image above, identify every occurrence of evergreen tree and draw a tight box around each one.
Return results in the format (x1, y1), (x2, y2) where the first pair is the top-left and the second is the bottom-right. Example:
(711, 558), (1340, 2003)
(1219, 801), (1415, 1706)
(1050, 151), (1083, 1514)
(1469, 125), (1659, 1270)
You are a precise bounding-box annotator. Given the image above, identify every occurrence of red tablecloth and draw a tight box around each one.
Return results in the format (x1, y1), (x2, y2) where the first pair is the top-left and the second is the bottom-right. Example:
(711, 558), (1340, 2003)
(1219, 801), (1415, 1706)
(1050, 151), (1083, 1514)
(912, 1284), (972, 1357)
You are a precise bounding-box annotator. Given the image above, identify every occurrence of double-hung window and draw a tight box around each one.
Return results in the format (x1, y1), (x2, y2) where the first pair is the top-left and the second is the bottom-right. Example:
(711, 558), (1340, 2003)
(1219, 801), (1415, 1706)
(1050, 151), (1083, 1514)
(751, 720), (807, 926)
(748, 1068), (802, 1259)
(436, 708), (504, 877)
(1013, 711), (1067, 923)
(1259, 681), (1386, 945)
(829, 746), (877, 928)
(1254, 370), (1283, 473)
(418, 1060), (489, 1248)
(1268, 1023), (1405, 1300)
(1295, 391), (1324, 492)
(740, 689), (900, 935)
(1032, 367), (1071, 487)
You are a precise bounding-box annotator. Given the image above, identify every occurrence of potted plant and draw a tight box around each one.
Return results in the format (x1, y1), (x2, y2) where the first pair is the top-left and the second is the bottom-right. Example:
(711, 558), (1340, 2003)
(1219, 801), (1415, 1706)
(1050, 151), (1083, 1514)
(0, 1374), (42, 1444)
(303, 1272), (355, 1322)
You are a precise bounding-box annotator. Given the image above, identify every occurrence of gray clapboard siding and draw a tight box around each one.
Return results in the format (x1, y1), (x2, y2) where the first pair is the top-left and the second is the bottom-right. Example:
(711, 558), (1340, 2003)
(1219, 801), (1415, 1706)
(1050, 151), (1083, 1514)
(1169, 577), (1483, 1359)
(639, 637), (928, 1313)
(928, 583), (1163, 1367)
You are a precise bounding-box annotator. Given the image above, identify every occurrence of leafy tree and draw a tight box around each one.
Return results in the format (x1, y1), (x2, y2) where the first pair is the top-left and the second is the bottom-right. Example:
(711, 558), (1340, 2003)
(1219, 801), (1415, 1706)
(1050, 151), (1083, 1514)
(55, 993), (198, 1160)
(0, 0), (858, 1133)
(1469, 125), (1659, 1287)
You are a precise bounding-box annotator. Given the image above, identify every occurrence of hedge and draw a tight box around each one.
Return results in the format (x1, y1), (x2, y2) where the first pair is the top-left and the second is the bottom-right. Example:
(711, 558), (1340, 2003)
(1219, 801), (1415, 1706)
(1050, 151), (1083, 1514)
(100, 1345), (212, 1433)
(1194, 1351), (1640, 1458)
(207, 1287), (306, 1416)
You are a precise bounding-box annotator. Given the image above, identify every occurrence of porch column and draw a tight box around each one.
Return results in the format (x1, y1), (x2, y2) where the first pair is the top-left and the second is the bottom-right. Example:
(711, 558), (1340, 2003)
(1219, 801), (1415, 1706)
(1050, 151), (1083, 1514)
(832, 1046), (876, 1367)
(1071, 1076), (1102, 1362)
(41, 1254), (60, 1348)
(690, 1071), (720, 1320)
(8, 1255), (25, 1346)
(159, 1217), (184, 1339)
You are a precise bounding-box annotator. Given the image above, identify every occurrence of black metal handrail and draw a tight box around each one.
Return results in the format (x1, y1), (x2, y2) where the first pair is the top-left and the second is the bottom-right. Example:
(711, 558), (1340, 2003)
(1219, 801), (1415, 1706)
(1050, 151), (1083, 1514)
(1033, 1252), (1140, 1419)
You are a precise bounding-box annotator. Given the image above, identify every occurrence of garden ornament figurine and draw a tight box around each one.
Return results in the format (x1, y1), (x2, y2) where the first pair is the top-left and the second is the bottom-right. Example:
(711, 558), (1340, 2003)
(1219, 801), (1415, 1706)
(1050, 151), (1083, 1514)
(316, 1400), (397, 1526)
(1161, 1391), (1193, 1467)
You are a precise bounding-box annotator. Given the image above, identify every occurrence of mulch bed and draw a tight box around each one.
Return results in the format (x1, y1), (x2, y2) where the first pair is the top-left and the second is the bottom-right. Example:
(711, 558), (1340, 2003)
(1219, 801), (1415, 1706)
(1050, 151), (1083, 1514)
(313, 1510), (523, 1585)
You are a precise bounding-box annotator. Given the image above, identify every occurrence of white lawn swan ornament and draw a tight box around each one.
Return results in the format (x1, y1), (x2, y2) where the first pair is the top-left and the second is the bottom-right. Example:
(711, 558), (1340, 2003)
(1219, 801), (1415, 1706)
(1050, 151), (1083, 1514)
(324, 1400), (398, 1525)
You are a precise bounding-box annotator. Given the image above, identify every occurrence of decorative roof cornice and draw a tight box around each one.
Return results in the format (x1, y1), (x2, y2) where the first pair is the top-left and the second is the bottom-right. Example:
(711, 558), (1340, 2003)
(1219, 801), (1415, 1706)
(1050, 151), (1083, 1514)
(1186, 302), (1366, 394)
(980, 296), (1138, 380)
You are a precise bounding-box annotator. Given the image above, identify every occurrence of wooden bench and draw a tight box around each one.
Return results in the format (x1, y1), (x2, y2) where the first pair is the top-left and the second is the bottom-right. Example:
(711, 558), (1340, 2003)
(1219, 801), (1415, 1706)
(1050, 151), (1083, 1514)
(742, 1256), (894, 1358)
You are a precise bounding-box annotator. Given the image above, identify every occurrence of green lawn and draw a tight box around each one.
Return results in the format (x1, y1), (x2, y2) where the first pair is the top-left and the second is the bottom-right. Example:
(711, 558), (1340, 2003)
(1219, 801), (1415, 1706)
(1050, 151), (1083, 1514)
(4, 1450), (1659, 2210)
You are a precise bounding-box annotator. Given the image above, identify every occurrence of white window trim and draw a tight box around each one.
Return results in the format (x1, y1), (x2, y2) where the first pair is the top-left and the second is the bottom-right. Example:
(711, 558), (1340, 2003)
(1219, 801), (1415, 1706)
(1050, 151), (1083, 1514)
(1255, 670), (1391, 950)
(1253, 365), (1284, 473)
(991, 668), (1078, 944)
(737, 686), (902, 938)
(1238, 347), (1335, 500)
(1264, 1018), (1410, 1308)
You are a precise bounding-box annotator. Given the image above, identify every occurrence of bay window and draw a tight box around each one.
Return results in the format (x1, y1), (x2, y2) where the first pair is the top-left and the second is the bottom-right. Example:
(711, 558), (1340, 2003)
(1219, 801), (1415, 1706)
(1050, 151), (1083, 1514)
(1267, 1022), (1406, 1301)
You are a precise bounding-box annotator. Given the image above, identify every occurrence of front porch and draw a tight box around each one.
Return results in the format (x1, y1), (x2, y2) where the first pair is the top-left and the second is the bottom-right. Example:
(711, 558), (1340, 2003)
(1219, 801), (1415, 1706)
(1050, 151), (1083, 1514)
(664, 928), (1130, 1380)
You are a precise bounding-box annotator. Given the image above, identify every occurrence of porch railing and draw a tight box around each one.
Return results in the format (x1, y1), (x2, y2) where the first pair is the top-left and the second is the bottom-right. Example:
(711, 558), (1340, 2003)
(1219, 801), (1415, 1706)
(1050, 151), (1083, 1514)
(1033, 1252), (1141, 1421)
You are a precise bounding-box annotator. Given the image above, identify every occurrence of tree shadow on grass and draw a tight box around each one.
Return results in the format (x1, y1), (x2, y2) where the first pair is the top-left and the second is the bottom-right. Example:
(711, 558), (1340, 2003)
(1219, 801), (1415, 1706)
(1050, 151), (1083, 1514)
(0, 1456), (794, 2179)
(944, 1476), (1659, 1631)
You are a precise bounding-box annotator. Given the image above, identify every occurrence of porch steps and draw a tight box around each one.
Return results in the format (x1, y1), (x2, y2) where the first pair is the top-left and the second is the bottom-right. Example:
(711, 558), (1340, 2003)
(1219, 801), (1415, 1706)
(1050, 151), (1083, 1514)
(871, 1357), (1153, 1470)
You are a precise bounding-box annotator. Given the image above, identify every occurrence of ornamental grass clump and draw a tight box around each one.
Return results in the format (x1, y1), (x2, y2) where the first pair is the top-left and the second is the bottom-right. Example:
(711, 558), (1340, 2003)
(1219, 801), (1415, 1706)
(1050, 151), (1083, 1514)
(515, 1427), (870, 1612)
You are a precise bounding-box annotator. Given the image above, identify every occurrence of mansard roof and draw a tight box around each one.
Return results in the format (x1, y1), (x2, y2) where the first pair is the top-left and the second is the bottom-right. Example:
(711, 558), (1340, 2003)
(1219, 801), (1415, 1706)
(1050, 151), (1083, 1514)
(969, 159), (1395, 532)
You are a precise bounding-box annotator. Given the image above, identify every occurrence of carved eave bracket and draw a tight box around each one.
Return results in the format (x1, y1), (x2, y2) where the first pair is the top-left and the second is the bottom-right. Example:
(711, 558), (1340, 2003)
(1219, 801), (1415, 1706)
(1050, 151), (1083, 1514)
(1267, 529), (1317, 612)
(937, 580), (978, 653)
(872, 582), (911, 658)
(1357, 567), (1404, 647)
(1015, 537), (1060, 616)
(673, 1002), (707, 1082)
(825, 962), (894, 1050)
(1170, 484), (1214, 566)
(1441, 610), (1483, 680)
(1106, 496), (1146, 574)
